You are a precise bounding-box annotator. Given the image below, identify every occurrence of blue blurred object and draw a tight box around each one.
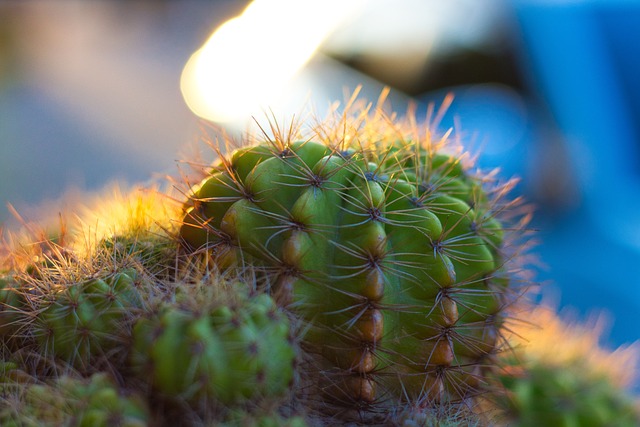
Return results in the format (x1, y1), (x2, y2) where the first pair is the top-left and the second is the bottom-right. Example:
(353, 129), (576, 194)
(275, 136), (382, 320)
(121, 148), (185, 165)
(513, 0), (640, 348)
(417, 83), (532, 182)
(416, 0), (640, 349)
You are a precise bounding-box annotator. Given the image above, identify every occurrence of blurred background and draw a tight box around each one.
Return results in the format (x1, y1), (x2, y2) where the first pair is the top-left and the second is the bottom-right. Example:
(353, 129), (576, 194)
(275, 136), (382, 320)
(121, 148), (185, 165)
(1, 1), (639, 349)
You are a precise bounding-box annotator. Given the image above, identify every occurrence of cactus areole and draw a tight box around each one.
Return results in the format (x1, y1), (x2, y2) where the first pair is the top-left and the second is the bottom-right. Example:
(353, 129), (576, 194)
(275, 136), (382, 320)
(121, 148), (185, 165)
(180, 114), (524, 408)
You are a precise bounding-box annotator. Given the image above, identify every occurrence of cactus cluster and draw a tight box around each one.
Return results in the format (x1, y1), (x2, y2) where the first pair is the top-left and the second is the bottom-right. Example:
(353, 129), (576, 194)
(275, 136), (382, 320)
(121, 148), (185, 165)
(0, 98), (637, 425)
(0, 198), (298, 425)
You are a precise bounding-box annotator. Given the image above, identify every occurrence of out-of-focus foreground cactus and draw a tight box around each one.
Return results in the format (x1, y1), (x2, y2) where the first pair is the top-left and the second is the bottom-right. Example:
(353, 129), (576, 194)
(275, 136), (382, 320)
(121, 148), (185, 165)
(0, 371), (149, 427)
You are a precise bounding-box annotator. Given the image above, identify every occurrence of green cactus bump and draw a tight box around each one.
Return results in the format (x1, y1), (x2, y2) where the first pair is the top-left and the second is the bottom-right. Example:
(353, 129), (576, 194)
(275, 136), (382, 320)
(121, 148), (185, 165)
(130, 282), (295, 406)
(33, 269), (143, 371)
(0, 373), (149, 427)
(179, 109), (528, 411)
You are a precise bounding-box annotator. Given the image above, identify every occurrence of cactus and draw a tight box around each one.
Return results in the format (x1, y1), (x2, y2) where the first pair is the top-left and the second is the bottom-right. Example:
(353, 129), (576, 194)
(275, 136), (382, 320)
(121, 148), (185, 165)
(0, 372), (150, 427)
(494, 359), (640, 427)
(129, 280), (296, 407)
(31, 269), (143, 372)
(99, 233), (177, 279)
(487, 304), (640, 427)
(179, 105), (529, 414)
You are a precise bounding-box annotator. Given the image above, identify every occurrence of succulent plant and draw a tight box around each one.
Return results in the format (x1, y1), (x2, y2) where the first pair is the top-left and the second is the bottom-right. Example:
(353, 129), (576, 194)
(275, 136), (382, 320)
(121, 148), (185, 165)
(178, 106), (530, 418)
(488, 304), (640, 427)
(0, 372), (149, 427)
(130, 280), (296, 407)
(494, 359), (640, 427)
(30, 269), (143, 372)
(99, 233), (177, 279)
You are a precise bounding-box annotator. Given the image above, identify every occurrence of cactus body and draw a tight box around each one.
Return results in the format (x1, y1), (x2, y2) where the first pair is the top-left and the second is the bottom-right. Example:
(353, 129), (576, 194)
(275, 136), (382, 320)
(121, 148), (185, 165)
(180, 134), (520, 408)
(495, 359), (640, 427)
(33, 269), (142, 370)
(100, 233), (177, 279)
(0, 373), (149, 427)
(490, 304), (640, 427)
(130, 284), (295, 405)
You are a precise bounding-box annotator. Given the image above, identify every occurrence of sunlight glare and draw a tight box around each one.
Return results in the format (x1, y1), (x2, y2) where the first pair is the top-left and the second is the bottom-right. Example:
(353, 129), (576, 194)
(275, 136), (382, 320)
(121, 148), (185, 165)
(180, 0), (362, 123)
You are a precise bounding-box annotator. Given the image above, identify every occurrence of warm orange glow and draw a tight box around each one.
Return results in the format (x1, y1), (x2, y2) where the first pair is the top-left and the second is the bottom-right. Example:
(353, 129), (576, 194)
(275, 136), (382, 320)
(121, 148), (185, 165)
(180, 0), (363, 123)
(69, 185), (180, 256)
(505, 304), (639, 388)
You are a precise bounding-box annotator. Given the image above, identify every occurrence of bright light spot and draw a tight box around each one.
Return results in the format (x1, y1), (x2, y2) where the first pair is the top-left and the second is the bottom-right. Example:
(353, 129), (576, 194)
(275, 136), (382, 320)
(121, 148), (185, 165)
(181, 0), (363, 123)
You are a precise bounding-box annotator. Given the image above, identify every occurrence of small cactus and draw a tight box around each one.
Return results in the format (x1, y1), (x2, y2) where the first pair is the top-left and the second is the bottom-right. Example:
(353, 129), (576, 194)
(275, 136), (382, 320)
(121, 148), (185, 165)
(99, 233), (177, 279)
(0, 373), (150, 427)
(130, 280), (296, 407)
(489, 304), (640, 427)
(494, 359), (640, 427)
(31, 269), (143, 372)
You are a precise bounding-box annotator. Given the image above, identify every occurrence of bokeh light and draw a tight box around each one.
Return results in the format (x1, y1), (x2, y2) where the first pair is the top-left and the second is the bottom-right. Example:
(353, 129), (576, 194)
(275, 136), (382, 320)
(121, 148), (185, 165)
(180, 0), (363, 123)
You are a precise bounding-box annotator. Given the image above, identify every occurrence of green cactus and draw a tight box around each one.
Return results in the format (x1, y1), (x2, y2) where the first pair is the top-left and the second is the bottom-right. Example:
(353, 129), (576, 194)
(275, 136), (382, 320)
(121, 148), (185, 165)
(99, 232), (178, 279)
(130, 281), (296, 407)
(32, 269), (143, 372)
(17, 97), (640, 427)
(493, 359), (640, 427)
(179, 126), (525, 411)
(0, 373), (149, 427)
(487, 304), (640, 427)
